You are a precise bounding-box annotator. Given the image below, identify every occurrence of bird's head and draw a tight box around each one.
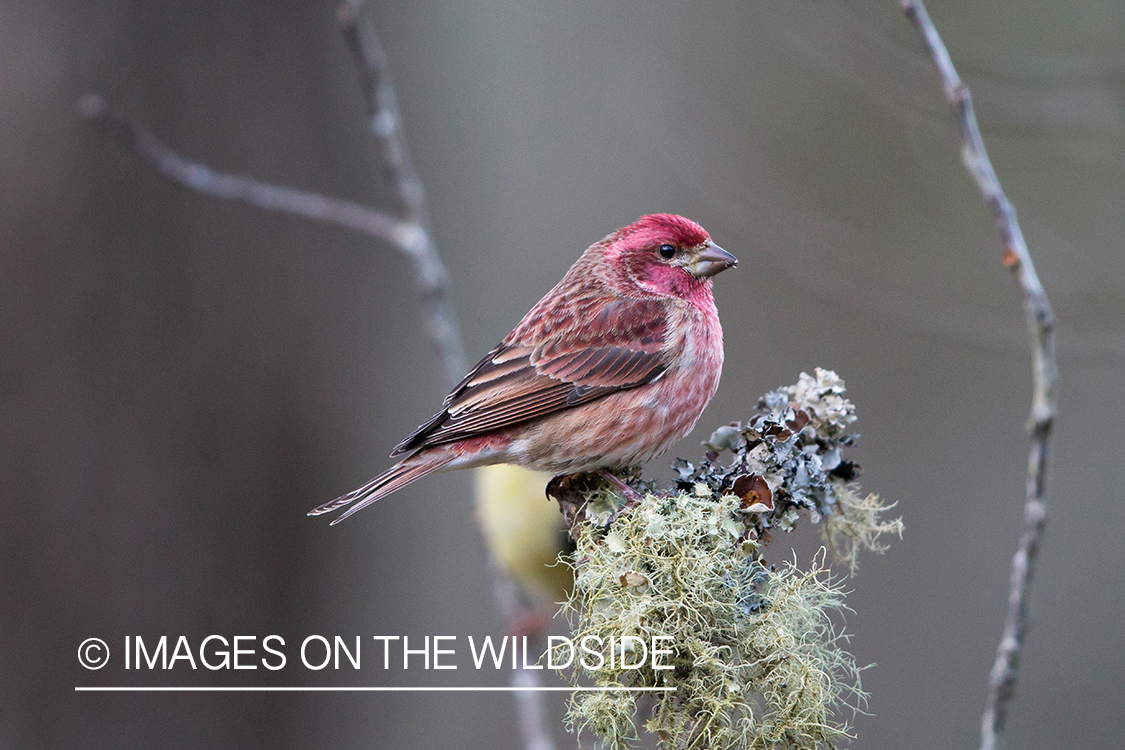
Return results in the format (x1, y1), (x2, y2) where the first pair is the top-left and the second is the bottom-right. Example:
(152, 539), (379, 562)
(601, 214), (738, 305)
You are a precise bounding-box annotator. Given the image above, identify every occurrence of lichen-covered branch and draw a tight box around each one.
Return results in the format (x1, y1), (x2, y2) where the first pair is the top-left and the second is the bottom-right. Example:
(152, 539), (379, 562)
(899, 3), (1058, 749)
(552, 370), (898, 749)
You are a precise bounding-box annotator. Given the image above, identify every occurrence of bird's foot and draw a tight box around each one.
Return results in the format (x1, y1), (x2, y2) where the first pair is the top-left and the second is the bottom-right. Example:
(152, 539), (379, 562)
(547, 472), (601, 540)
(546, 469), (646, 535)
(596, 468), (644, 527)
(596, 468), (644, 503)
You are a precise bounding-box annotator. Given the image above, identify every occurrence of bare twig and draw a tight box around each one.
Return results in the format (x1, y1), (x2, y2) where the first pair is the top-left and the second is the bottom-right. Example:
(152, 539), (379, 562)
(336, 9), (554, 746)
(899, 3), (1058, 749)
(338, 1), (427, 226)
(492, 569), (558, 750)
(80, 5), (552, 748)
(77, 92), (465, 388)
(77, 94), (414, 249)
(335, 3), (467, 388)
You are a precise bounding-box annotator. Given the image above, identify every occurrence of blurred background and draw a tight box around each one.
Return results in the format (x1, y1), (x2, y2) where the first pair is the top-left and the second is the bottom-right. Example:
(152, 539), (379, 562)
(2, 0), (1123, 747)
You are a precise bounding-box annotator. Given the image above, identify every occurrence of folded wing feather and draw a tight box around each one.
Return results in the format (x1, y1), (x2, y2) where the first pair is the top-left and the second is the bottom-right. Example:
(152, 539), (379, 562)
(391, 297), (669, 456)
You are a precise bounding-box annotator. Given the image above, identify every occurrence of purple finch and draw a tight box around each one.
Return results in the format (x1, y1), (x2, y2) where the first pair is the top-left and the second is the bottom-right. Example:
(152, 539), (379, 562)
(311, 214), (736, 523)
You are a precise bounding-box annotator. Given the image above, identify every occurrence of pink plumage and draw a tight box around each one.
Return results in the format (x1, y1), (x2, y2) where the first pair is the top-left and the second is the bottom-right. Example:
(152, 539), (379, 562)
(311, 214), (737, 523)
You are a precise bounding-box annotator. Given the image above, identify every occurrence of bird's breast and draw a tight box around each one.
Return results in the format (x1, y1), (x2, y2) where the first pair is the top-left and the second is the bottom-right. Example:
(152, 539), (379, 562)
(502, 304), (724, 474)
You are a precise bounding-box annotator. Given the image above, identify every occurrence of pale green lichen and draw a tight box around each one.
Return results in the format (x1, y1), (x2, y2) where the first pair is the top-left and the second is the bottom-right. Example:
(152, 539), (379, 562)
(558, 491), (864, 749)
(824, 484), (903, 574)
(554, 370), (897, 748)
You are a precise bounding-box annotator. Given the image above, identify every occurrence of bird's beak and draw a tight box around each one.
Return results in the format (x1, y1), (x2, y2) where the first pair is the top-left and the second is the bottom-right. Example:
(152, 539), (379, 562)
(686, 241), (738, 278)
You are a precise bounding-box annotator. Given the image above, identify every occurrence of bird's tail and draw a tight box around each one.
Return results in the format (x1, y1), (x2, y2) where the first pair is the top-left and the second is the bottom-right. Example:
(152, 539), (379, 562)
(308, 454), (454, 525)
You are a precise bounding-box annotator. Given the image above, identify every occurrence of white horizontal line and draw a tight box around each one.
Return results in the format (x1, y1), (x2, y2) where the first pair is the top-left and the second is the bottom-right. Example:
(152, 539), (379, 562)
(75, 686), (673, 693)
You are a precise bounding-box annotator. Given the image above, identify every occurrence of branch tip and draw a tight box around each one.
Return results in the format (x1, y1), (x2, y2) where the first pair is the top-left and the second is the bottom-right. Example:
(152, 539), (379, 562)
(899, 3), (1057, 749)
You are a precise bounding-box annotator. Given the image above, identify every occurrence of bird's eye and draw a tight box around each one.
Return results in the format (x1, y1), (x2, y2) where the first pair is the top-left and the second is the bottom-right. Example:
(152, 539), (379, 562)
(658, 244), (677, 260)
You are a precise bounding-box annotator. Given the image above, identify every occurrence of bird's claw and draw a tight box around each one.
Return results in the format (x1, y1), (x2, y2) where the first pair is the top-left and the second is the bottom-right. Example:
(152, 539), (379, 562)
(547, 469), (645, 536)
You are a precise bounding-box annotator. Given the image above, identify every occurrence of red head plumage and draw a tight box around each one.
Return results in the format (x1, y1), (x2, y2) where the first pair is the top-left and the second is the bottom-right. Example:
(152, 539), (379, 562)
(614, 213), (711, 249)
(597, 214), (735, 308)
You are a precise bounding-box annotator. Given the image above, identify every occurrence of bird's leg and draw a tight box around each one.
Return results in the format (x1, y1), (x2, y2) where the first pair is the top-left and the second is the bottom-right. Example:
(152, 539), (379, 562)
(596, 468), (646, 529)
(596, 467), (644, 502)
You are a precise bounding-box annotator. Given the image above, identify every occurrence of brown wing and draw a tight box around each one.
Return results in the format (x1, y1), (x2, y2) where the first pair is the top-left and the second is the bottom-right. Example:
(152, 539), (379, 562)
(391, 297), (669, 456)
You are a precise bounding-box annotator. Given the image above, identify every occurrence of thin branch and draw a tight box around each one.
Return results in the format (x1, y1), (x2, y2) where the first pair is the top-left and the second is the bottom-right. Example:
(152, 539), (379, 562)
(336, 6), (555, 750)
(77, 94), (415, 250)
(77, 92), (467, 390)
(81, 7), (550, 747)
(899, 3), (1058, 749)
(338, 1), (427, 227)
(77, 90), (463, 384)
(334, 3), (468, 387)
(492, 568), (559, 750)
